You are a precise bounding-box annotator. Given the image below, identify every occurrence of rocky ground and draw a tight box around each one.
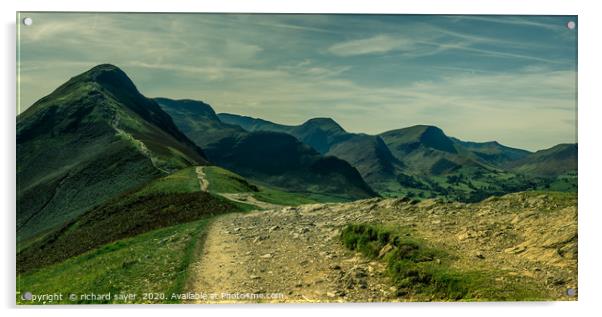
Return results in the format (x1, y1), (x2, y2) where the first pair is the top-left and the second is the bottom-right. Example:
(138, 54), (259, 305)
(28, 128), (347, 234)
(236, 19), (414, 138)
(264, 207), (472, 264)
(186, 192), (577, 303)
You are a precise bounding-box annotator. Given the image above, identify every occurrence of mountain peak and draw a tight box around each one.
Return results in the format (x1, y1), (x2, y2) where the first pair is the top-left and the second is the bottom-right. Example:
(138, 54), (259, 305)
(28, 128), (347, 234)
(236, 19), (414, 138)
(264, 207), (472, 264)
(416, 126), (457, 154)
(88, 63), (122, 73)
(411, 124), (443, 134)
(381, 124), (442, 139)
(380, 124), (457, 154)
(78, 64), (138, 93)
(301, 117), (346, 133)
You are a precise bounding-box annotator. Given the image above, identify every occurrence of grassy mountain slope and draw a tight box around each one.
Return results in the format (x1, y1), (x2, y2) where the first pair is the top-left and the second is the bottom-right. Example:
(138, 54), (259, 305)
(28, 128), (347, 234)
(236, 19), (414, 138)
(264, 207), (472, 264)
(379, 125), (467, 173)
(16, 164), (342, 303)
(154, 98), (245, 147)
(506, 143), (577, 177)
(17, 167), (242, 274)
(288, 118), (349, 153)
(217, 113), (292, 134)
(452, 138), (531, 166)
(17, 64), (207, 242)
(158, 98), (377, 200)
(378, 125), (547, 201)
(327, 134), (403, 186)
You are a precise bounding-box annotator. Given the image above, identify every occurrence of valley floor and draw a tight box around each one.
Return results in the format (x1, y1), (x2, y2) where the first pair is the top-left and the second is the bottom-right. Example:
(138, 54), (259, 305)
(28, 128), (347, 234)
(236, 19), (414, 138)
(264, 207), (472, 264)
(185, 192), (577, 303)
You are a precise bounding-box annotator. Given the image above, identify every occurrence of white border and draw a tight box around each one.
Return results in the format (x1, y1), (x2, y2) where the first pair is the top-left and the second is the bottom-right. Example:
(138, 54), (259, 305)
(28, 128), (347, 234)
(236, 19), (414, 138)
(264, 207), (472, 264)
(2, 1), (601, 317)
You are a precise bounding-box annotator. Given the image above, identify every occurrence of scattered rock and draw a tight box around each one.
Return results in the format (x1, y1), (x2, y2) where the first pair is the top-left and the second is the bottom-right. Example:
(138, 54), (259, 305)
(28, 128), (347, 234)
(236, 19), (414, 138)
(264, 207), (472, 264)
(505, 245), (527, 254)
(456, 230), (472, 241)
(378, 244), (393, 258)
(329, 264), (342, 270)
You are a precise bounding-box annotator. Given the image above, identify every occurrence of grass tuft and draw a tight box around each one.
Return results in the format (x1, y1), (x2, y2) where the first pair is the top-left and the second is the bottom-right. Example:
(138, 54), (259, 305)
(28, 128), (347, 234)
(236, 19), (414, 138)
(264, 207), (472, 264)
(341, 223), (544, 301)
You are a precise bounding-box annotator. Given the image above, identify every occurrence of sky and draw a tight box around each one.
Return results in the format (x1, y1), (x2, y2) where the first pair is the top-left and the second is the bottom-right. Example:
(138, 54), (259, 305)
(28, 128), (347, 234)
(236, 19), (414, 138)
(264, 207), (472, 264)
(17, 13), (577, 151)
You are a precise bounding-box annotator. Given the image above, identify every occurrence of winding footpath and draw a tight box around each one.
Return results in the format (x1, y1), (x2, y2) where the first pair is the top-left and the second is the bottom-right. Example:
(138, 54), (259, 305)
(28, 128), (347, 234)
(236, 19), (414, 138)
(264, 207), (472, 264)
(195, 166), (209, 192)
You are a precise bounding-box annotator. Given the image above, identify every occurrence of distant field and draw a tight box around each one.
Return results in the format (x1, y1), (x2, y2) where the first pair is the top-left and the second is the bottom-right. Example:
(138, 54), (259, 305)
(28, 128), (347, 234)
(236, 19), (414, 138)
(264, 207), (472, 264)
(376, 167), (576, 203)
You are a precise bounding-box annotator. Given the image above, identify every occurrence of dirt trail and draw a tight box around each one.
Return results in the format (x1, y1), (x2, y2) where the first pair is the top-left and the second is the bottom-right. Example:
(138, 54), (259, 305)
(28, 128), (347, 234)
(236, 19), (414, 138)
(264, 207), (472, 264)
(194, 166), (281, 210)
(220, 193), (282, 210)
(186, 193), (577, 303)
(187, 203), (393, 303)
(195, 166), (209, 192)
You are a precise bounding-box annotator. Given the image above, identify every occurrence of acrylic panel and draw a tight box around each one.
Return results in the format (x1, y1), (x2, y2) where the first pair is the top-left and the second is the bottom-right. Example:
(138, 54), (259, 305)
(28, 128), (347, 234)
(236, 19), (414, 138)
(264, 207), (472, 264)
(16, 12), (577, 304)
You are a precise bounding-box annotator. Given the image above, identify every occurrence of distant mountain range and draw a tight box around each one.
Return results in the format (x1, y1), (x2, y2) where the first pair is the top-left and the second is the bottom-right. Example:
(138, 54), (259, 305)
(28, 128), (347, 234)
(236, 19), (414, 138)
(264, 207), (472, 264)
(219, 113), (577, 199)
(17, 64), (577, 242)
(218, 113), (405, 189)
(156, 98), (376, 200)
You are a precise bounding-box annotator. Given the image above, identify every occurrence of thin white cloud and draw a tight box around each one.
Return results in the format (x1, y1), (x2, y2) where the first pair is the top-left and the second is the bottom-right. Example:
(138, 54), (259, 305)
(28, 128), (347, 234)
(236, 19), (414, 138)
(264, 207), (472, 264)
(328, 31), (567, 65)
(327, 35), (415, 56)
(449, 15), (564, 31)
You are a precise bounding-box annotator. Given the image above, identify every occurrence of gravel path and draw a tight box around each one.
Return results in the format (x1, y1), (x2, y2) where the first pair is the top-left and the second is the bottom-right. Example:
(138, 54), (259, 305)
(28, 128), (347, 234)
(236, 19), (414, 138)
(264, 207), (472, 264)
(187, 203), (393, 303)
(186, 193), (577, 303)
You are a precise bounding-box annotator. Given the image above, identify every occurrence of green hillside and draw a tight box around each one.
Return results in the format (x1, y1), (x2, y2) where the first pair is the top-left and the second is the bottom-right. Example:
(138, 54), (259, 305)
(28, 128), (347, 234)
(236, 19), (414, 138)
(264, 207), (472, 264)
(217, 113), (292, 134)
(17, 219), (211, 304)
(452, 138), (531, 165)
(327, 134), (404, 191)
(17, 65), (207, 242)
(377, 125), (545, 201)
(203, 166), (259, 194)
(17, 167), (242, 274)
(381, 125), (459, 155)
(16, 164), (339, 304)
(154, 98), (245, 147)
(288, 118), (348, 153)
(203, 165), (348, 205)
(507, 143), (577, 177)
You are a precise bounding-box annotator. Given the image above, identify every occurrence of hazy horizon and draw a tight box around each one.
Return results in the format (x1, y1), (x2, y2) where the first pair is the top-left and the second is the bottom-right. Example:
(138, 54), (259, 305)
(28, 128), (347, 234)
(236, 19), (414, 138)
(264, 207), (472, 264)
(17, 13), (577, 151)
